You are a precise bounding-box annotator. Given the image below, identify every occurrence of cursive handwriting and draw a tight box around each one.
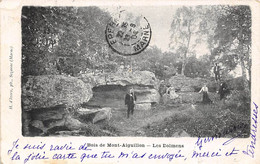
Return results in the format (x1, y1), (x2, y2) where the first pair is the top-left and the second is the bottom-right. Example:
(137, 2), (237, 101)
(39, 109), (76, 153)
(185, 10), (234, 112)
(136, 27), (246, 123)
(7, 139), (19, 155)
(195, 137), (218, 150)
(242, 102), (258, 158)
(195, 133), (240, 150)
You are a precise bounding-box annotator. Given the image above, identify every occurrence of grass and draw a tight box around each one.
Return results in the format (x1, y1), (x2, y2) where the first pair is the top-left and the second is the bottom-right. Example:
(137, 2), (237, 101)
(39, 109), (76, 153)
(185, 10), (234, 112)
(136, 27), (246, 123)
(144, 101), (250, 138)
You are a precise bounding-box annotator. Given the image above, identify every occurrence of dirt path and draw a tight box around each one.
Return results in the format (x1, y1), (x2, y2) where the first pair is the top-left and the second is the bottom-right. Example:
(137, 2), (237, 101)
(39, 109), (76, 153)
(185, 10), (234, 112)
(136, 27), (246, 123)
(109, 104), (196, 136)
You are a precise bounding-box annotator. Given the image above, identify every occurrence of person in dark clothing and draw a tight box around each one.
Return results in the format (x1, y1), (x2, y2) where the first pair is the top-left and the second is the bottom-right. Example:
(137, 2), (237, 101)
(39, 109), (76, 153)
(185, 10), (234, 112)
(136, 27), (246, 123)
(213, 63), (220, 81)
(159, 80), (167, 97)
(219, 82), (229, 100)
(125, 88), (137, 118)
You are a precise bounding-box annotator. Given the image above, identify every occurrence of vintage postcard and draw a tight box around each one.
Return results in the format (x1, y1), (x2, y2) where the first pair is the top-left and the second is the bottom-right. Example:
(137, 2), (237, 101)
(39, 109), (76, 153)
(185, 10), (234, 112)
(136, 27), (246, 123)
(1, 0), (260, 163)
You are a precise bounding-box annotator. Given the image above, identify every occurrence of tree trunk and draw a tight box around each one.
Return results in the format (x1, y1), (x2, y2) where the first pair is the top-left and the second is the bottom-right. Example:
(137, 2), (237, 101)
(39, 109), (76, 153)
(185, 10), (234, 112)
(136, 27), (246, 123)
(181, 20), (192, 76)
(240, 56), (249, 91)
(181, 62), (186, 75)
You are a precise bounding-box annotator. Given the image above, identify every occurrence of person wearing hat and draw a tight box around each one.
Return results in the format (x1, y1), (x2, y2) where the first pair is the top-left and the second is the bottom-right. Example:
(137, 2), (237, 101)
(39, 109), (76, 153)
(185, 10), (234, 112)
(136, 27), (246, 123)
(125, 88), (137, 118)
(219, 81), (229, 100)
(213, 63), (220, 81)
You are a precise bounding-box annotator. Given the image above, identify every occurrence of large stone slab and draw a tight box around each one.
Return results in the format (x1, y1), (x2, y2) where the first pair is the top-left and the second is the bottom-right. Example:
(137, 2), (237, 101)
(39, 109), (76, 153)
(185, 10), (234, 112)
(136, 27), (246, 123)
(135, 103), (151, 110)
(22, 75), (93, 111)
(92, 107), (112, 124)
(80, 71), (160, 89)
(169, 75), (216, 92)
(134, 88), (160, 104)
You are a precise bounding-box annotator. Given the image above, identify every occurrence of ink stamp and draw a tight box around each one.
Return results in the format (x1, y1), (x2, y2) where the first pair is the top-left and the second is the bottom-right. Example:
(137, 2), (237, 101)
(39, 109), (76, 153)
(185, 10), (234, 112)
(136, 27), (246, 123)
(105, 12), (152, 56)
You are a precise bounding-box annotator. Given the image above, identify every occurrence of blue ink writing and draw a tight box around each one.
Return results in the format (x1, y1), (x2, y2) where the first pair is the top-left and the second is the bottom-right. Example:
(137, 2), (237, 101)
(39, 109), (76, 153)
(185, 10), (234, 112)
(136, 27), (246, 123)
(195, 137), (218, 150)
(24, 152), (49, 164)
(225, 147), (239, 156)
(222, 133), (241, 146)
(132, 152), (146, 158)
(50, 142), (75, 151)
(118, 152), (129, 158)
(7, 139), (19, 155)
(118, 151), (146, 159)
(242, 102), (258, 158)
(101, 151), (115, 158)
(52, 153), (77, 160)
(195, 124), (246, 150)
(11, 152), (20, 160)
(78, 147), (98, 162)
(23, 142), (45, 150)
(80, 152), (98, 162)
(192, 149), (222, 158)
(148, 150), (184, 162)
(78, 143), (92, 151)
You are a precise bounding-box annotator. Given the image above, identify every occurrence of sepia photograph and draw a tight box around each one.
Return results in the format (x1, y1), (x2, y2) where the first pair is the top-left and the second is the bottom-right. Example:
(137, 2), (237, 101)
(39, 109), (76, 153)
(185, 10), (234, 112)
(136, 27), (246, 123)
(21, 5), (251, 138)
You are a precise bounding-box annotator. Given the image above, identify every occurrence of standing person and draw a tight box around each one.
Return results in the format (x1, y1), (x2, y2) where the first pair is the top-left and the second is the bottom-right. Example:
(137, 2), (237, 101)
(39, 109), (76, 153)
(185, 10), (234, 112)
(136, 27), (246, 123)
(199, 84), (212, 104)
(219, 81), (228, 100)
(125, 88), (137, 118)
(159, 80), (167, 97)
(213, 63), (220, 81)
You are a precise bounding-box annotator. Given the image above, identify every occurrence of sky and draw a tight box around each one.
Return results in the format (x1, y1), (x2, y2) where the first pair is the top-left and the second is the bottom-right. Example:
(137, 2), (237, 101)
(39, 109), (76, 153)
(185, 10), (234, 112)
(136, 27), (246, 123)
(100, 6), (242, 77)
(101, 6), (177, 52)
(101, 6), (211, 56)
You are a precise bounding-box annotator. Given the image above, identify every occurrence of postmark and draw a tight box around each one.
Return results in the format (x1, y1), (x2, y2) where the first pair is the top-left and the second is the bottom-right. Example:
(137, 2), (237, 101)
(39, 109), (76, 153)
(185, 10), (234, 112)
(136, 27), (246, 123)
(105, 12), (152, 56)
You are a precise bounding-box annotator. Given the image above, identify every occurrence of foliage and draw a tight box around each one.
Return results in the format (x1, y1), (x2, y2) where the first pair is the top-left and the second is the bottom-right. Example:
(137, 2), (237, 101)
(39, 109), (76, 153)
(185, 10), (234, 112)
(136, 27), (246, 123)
(22, 6), (251, 86)
(225, 89), (251, 115)
(131, 46), (177, 79)
(169, 6), (219, 75)
(22, 7), (116, 76)
(184, 55), (211, 78)
(144, 102), (250, 138)
(212, 6), (251, 89)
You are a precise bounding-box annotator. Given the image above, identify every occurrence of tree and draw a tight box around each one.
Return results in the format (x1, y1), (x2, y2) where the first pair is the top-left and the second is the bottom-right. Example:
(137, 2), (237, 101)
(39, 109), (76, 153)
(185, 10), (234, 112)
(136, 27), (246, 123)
(169, 6), (202, 75)
(22, 7), (113, 77)
(212, 6), (251, 90)
(184, 55), (211, 78)
(170, 6), (223, 76)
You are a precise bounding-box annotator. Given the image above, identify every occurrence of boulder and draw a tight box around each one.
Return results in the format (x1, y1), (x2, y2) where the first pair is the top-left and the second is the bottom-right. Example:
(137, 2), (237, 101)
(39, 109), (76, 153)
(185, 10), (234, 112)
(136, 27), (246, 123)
(180, 86), (195, 92)
(135, 103), (151, 110)
(92, 107), (112, 124)
(171, 129), (190, 137)
(76, 107), (112, 124)
(64, 115), (87, 131)
(82, 71), (161, 110)
(30, 120), (45, 133)
(80, 71), (159, 89)
(162, 92), (182, 104)
(22, 75), (93, 111)
(179, 92), (219, 103)
(169, 75), (216, 92)
(30, 105), (66, 121)
(134, 88), (160, 104)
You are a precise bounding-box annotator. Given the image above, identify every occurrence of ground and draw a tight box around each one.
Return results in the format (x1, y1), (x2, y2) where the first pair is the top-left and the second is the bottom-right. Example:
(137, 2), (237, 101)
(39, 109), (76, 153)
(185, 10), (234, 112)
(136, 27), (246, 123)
(96, 93), (250, 138)
(109, 104), (193, 136)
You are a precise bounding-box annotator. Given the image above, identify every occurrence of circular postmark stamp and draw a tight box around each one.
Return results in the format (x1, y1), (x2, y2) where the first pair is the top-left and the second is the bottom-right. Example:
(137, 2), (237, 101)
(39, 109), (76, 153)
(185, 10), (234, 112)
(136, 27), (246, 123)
(105, 13), (152, 56)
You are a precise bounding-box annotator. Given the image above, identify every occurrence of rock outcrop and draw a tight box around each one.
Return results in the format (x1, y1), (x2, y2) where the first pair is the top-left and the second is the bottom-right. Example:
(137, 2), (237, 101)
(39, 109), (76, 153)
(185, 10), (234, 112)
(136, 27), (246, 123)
(80, 71), (160, 110)
(22, 75), (93, 110)
(22, 75), (93, 136)
(169, 75), (216, 92)
(76, 107), (112, 124)
(167, 75), (217, 104)
(80, 71), (159, 88)
(22, 71), (161, 136)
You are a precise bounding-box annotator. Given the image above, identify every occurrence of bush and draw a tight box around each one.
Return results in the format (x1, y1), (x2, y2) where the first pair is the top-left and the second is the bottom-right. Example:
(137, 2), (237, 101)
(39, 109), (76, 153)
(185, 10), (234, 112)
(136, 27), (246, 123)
(225, 89), (251, 115)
